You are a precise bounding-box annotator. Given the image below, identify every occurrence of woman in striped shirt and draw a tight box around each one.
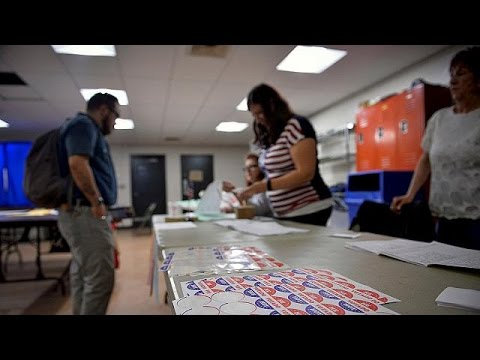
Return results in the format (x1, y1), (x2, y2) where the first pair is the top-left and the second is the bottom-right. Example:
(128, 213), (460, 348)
(237, 83), (333, 226)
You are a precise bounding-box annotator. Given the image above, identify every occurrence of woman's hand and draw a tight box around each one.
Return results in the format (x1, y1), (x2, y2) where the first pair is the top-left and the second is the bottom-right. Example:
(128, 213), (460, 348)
(222, 181), (236, 192)
(390, 153), (431, 213)
(390, 194), (414, 213)
(236, 181), (266, 203)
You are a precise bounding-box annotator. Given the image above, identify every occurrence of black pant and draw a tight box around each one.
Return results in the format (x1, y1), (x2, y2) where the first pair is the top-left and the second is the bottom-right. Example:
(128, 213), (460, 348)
(436, 217), (480, 250)
(279, 207), (333, 226)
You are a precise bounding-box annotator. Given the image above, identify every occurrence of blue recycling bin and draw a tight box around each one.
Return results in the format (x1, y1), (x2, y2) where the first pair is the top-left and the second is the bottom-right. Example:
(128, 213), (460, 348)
(345, 170), (418, 225)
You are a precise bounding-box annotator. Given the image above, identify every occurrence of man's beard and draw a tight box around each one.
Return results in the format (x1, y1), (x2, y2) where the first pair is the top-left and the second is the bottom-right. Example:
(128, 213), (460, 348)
(101, 115), (112, 135)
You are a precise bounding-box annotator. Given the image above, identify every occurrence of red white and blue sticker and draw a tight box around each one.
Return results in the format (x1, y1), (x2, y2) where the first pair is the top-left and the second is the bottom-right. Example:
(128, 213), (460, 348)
(159, 245), (287, 277)
(179, 268), (399, 315)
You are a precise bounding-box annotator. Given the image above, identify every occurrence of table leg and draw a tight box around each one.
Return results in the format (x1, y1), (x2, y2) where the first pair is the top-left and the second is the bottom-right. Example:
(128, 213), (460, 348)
(35, 226), (45, 280)
(0, 237), (5, 282)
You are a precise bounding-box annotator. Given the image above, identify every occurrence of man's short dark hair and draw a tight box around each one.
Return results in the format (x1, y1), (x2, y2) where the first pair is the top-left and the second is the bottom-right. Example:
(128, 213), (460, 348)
(86, 92), (119, 112)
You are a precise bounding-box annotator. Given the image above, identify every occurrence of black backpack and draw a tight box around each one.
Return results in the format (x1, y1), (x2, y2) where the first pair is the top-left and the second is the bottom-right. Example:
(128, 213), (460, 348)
(23, 127), (70, 208)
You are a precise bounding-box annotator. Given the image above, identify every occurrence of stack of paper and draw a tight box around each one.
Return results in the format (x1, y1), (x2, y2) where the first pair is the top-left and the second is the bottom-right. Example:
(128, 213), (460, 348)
(435, 287), (480, 311)
(331, 233), (361, 239)
(214, 219), (309, 236)
(345, 240), (480, 270)
(345, 239), (427, 255)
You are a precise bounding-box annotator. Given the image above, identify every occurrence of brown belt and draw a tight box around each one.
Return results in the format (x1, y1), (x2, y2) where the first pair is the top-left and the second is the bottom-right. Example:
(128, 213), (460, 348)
(60, 199), (91, 210)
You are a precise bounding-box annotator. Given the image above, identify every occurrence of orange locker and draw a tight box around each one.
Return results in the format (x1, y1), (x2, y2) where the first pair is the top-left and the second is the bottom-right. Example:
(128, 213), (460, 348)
(375, 96), (398, 170)
(395, 86), (425, 170)
(355, 105), (378, 171)
(355, 83), (451, 171)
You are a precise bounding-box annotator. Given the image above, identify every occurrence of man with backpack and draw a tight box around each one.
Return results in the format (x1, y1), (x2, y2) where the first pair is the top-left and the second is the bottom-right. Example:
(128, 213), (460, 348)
(57, 93), (119, 315)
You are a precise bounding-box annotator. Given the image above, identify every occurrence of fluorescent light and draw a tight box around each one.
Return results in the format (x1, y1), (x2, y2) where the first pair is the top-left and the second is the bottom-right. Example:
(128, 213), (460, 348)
(236, 98), (248, 111)
(215, 122), (249, 132)
(51, 45), (116, 57)
(80, 88), (129, 105)
(114, 118), (135, 130)
(0, 119), (9, 128)
(276, 46), (347, 74)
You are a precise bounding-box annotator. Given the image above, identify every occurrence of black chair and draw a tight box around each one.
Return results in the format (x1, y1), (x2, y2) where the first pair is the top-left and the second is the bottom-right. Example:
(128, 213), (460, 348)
(2, 227), (24, 274)
(350, 200), (435, 242)
(134, 203), (157, 235)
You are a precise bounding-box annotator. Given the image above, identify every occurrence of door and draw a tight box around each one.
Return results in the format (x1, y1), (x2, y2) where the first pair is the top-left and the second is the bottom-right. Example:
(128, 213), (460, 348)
(181, 155), (213, 200)
(131, 155), (166, 220)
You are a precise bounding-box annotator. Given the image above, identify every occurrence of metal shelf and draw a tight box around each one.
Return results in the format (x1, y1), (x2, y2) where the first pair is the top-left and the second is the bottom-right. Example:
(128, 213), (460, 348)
(317, 124), (355, 143)
(319, 153), (356, 164)
(318, 124), (356, 166)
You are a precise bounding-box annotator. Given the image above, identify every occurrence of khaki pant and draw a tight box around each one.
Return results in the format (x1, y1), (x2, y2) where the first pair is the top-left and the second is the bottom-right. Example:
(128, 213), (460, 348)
(58, 206), (114, 315)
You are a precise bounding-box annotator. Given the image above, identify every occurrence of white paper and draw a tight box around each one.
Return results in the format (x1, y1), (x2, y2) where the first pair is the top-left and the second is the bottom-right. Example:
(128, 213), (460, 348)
(152, 214), (166, 223)
(153, 222), (197, 231)
(197, 213), (235, 222)
(382, 241), (480, 268)
(254, 216), (275, 222)
(345, 239), (429, 255)
(435, 253), (480, 270)
(214, 219), (309, 236)
(435, 287), (480, 311)
(196, 180), (223, 215)
(345, 239), (480, 270)
(331, 233), (361, 239)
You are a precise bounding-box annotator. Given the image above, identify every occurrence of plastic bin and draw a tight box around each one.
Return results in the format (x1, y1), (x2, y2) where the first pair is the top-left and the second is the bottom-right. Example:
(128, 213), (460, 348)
(345, 170), (416, 225)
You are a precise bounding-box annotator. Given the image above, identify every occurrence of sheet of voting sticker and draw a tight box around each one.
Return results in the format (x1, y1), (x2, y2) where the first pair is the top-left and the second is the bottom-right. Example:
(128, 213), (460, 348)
(174, 285), (334, 315)
(180, 269), (399, 315)
(293, 268), (400, 304)
(179, 279), (318, 315)
(177, 280), (392, 315)
(160, 245), (287, 277)
(173, 290), (286, 315)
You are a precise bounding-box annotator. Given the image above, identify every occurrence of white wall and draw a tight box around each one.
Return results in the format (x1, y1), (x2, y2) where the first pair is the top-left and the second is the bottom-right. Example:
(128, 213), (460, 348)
(310, 45), (466, 186)
(110, 145), (249, 207)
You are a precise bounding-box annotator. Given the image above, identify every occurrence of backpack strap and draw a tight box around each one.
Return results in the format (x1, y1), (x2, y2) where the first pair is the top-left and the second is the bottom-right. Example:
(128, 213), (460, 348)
(60, 118), (75, 207)
(67, 175), (74, 206)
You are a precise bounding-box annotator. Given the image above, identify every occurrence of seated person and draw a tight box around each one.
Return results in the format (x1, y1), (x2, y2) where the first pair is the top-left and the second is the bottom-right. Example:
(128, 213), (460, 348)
(222, 153), (273, 217)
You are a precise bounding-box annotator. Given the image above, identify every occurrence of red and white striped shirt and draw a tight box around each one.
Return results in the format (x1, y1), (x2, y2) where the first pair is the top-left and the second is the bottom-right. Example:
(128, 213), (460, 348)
(260, 117), (332, 217)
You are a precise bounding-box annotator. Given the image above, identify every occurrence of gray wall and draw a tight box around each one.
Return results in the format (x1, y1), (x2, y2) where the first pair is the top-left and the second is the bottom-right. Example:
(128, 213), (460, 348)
(310, 45), (467, 186)
(110, 145), (249, 207)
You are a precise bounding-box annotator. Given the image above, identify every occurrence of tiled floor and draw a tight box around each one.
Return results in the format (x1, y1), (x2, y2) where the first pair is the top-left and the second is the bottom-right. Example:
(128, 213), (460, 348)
(22, 229), (172, 315)
(0, 242), (70, 314)
(0, 280), (57, 315)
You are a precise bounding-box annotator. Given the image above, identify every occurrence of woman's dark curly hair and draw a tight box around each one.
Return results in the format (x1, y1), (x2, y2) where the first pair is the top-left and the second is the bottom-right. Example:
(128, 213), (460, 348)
(247, 83), (294, 148)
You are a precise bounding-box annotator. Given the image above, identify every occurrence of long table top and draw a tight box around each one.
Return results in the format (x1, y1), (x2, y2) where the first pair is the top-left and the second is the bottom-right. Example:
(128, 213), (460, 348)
(153, 218), (480, 315)
(0, 209), (58, 225)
